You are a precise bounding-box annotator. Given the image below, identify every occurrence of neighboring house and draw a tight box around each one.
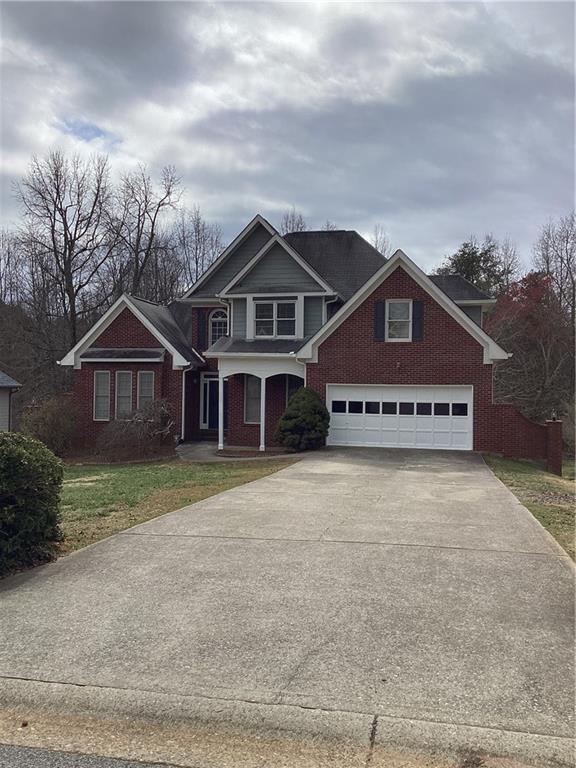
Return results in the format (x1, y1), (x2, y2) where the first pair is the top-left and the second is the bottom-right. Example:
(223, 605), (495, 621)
(60, 215), (561, 468)
(0, 370), (21, 431)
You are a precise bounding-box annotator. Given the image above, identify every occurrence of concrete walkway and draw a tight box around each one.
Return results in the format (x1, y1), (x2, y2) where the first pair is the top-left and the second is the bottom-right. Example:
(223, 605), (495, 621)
(0, 449), (573, 767)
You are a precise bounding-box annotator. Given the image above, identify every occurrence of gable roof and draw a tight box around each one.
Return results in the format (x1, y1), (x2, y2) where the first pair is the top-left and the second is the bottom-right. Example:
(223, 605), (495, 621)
(220, 234), (334, 296)
(0, 370), (21, 388)
(183, 215), (277, 298)
(59, 294), (202, 369)
(297, 249), (509, 365)
(283, 230), (387, 301)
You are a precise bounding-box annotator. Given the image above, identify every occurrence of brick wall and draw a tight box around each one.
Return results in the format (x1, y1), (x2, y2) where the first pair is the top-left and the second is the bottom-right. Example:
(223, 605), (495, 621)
(226, 373), (288, 447)
(72, 308), (183, 447)
(305, 265), (556, 465)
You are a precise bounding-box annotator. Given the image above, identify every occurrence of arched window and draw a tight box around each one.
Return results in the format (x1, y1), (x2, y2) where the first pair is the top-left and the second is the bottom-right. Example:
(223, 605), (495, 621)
(209, 308), (228, 345)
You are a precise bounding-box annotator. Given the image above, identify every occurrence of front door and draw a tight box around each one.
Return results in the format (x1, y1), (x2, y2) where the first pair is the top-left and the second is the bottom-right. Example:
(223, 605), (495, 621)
(201, 375), (228, 430)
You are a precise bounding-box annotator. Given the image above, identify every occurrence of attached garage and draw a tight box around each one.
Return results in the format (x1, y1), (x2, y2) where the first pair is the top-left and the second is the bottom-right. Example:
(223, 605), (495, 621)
(326, 385), (473, 450)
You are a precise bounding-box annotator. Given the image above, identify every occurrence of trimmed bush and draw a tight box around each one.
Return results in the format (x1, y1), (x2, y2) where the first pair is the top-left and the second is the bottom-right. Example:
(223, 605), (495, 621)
(21, 395), (78, 457)
(0, 433), (63, 577)
(274, 386), (330, 451)
(95, 399), (176, 460)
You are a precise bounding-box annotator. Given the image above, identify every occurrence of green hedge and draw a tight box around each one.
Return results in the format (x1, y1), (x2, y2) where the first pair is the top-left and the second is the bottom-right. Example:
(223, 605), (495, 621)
(0, 433), (63, 577)
(274, 387), (330, 451)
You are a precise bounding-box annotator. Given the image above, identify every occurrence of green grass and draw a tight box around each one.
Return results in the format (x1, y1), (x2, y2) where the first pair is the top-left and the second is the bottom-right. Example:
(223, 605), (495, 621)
(484, 454), (575, 559)
(60, 458), (298, 553)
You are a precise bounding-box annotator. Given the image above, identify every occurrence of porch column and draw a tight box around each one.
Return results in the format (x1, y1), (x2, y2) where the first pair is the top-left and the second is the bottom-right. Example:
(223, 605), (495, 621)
(259, 376), (266, 452)
(218, 374), (224, 450)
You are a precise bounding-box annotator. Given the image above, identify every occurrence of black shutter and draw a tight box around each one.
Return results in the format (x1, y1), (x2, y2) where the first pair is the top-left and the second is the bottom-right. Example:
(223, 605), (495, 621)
(412, 300), (424, 341)
(374, 300), (386, 340)
(198, 309), (207, 350)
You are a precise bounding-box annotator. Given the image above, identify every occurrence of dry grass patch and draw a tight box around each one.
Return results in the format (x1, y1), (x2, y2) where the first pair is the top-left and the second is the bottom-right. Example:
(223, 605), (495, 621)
(60, 458), (298, 554)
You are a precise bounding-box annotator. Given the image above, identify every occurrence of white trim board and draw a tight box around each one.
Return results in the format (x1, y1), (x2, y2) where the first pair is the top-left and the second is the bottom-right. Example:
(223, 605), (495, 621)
(182, 215), (277, 298)
(297, 250), (510, 365)
(59, 294), (193, 370)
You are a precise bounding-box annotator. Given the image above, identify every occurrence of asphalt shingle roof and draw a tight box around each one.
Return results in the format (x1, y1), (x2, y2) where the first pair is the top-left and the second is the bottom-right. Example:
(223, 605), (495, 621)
(81, 348), (165, 361)
(284, 230), (387, 301)
(428, 274), (494, 301)
(0, 370), (21, 388)
(205, 337), (309, 355)
(128, 296), (203, 365)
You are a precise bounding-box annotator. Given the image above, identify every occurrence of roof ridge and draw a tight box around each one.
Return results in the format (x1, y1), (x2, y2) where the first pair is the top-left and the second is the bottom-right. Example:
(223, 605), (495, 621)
(128, 294), (163, 307)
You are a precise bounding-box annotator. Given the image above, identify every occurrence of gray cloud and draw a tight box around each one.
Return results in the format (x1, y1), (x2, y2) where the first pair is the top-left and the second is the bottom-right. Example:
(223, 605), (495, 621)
(1, 1), (573, 269)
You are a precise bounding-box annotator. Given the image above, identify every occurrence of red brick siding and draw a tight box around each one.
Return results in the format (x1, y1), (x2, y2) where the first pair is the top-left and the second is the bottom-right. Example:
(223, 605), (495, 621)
(91, 308), (159, 348)
(73, 307), (183, 447)
(226, 374), (288, 446)
(305, 266), (552, 463)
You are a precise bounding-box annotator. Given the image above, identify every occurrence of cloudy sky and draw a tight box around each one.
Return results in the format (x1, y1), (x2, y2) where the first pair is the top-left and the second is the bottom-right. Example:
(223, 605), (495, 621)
(1, 1), (574, 269)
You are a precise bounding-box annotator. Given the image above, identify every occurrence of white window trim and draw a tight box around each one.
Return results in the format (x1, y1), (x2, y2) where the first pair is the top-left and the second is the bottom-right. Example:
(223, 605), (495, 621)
(93, 370), (111, 422)
(137, 371), (155, 411)
(115, 371), (133, 420)
(385, 299), (413, 342)
(209, 308), (229, 346)
(252, 299), (298, 339)
(244, 374), (261, 424)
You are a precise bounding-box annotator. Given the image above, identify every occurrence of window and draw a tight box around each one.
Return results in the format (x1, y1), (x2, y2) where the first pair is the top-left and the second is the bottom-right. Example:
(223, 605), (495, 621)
(244, 374), (261, 424)
(386, 300), (412, 341)
(137, 371), (154, 410)
(331, 400), (346, 413)
(115, 371), (133, 419)
(416, 402), (432, 416)
(382, 402), (397, 415)
(399, 402), (414, 415)
(365, 402), (380, 414)
(254, 301), (296, 338)
(434, 403), (450, 416)
(209, 309), (228, 345)
(452, 403), (468, 416)
(348, 401), (363, 414)
(93, 371), (110, 421)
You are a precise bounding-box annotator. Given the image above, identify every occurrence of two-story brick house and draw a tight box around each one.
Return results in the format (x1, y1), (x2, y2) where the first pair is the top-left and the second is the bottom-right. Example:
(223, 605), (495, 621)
(60, 215), (562, 470)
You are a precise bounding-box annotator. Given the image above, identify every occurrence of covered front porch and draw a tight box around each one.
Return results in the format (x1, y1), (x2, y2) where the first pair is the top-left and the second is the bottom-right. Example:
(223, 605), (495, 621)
(215, 357), (306, 451)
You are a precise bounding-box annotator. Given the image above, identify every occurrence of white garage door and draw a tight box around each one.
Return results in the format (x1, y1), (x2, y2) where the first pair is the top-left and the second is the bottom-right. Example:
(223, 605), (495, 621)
(326, 385), (473, 450)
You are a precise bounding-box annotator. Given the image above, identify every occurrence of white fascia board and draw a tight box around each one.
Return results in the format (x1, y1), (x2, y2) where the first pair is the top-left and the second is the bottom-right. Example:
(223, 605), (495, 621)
(456, 298), (497, 306)
(205, 351), (299, 359)
(219, 234), (336, 297)
(80, 358), (164, 364)
(59, 294), (192, 370)
(297, 250), (509, 365)
(182, 215), (277, 298)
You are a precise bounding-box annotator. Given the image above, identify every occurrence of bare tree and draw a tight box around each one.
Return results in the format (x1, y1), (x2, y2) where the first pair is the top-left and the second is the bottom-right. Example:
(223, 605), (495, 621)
(14, 150), (117, 346)
(371, 224), (392, 258)
(111, 164), (181, 297)
(280, 206), (307, 235)
(0, 229), (23, 304)
(322, 219), (338, 231)
(174, 205), (223, 287)
(533, 212), (575, 329)
(496, 236), (520, 291)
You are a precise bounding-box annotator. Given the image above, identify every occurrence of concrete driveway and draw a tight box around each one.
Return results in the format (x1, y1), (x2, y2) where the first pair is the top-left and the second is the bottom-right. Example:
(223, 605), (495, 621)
(0, 449), (574, 766)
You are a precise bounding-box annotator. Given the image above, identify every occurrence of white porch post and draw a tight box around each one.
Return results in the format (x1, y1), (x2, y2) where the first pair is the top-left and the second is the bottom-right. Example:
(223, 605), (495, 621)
(259, 376), (266, 452)
(218, 374), (224, 450)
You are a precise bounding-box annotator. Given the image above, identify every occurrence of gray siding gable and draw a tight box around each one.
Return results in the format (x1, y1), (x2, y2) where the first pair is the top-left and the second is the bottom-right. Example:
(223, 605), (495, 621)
(191, 223), (272, 297)
(231, 298), (247, 337)
(229, 242), (323, 294)
(304, 296), (324, 336)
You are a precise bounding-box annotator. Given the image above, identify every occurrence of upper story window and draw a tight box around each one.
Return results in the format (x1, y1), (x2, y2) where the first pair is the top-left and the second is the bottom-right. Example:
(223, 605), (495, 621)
(385, 300), (412, 342)
(254, 301), (296, 338)
(209, 308), (228, 345)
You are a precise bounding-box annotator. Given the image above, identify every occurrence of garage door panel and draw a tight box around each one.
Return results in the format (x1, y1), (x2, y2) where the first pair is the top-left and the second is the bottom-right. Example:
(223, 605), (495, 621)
(327, 385), (473, 451)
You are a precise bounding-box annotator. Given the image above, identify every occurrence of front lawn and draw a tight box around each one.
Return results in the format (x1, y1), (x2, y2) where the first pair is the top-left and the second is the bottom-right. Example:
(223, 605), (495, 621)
(484, 454), (575, 559)
(60, 458), (297, 553)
